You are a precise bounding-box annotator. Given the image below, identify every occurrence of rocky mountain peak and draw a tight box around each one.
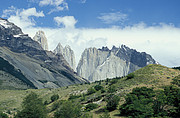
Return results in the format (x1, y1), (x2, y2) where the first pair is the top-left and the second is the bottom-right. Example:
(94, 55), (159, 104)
(0, 18), (12, 28)
(54, 43), (76, 70)
(0, 18), (23, 36)
(65, 45), (71, 49)
(33, 30), (49, 50)
(54, 43), (63, 54)
(0, 19), (87, 89)
(98, 46), (110, 52)
(77, 45), (157, 82)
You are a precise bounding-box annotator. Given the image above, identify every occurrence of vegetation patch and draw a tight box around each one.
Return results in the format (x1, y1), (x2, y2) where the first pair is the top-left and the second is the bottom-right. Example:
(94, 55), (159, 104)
(0, 64), (180, 118)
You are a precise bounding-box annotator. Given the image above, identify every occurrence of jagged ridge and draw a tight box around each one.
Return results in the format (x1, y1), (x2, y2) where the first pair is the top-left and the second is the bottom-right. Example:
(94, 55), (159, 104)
(0, 18), (87, 89)
(77, 45), (157, 82)
(54, 43), (76, 71)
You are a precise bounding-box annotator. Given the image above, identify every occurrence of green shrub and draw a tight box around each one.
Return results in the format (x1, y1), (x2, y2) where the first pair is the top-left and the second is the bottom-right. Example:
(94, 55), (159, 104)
(69, 94), (81, 100)
(52, 100), (67, 112)
(171, 75), (180, 87)
(119, 87), (157, 117)
(87, 87), (96, 95)
(110, 79), (118, 85)
(54, 101), (82, 118)
(120, 86), (180, 117)
(94, 85), (104, 91)
(80, 93), (87, 101)
(101, 88), (106, 93)
(0, 112), (8, 118)
(85, 103), (98, 111)
(126, 73), (135, 79)
(106, 95), (120, 111)
(172, 66), (180, 70)
(44, 100), (48, 105)
(51, 100), (64, 111)
(51, 94), (59, 102)
(15, 92), (46, 118)
(108, 85), (116, 93)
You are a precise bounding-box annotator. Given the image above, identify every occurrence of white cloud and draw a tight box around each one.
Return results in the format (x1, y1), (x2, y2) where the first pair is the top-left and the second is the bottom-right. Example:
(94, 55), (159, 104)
(80, 0), (86, 4)
(2, 6), (17, 18)
(54, 16), (77, 28)
(2, 7), (44, 29)
(44, 23), (180, 67)
(20, 7), (44, 18)
(22, 22), (177, 68)
(39, 0), (68, 14)
(97, 11), (128, 24)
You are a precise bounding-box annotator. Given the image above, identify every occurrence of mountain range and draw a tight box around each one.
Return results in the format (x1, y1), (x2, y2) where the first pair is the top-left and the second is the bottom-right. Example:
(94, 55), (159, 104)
(0, 18), (158, 89)
(0, 18), (87, 89)
(77, 46), (158, 82)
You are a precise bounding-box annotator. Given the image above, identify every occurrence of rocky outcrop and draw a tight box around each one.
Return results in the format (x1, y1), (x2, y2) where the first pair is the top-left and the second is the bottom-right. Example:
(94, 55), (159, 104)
(0, 18), (87, 89)
(54, 43), (76, 70)
(33, 31), (48, 50)
(77, 46), (157, 82)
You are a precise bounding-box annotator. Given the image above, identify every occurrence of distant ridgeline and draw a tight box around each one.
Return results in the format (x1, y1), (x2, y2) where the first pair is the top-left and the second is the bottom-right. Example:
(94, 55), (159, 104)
(173, 66), (180, 70)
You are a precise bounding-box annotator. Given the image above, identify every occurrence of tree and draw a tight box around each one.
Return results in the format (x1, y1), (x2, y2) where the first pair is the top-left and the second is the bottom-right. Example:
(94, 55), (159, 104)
(164, 86), (180, 117)
(69, 94), (81, 100)
(108, 85), (116, 93)
(85, 103), (98, 111)
(87, 87), (96, 95)
(120, 87), (155, 117)
(153, 90), (168, 116)
(109, 79), (118, 85)
(0, 112), (8, 118)
(120, 86), (180, 117)
(106, 95), (120, 111)
(15, 92), (46, 118)
(54, 101), (82, 118)
(94, 85), (103, 91)
(126, 73), (135, 79)
(51, 94), (59, 102)
(171, 75), (180, 87)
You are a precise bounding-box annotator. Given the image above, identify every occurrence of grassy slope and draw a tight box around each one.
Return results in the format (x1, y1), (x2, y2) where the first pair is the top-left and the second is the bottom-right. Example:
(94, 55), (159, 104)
(0, 64), (180, 117)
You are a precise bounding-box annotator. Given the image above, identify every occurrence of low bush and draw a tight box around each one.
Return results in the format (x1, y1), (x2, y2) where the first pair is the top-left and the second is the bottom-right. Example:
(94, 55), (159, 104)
(94, 85), (104, 91)
(85, 103), (98, 111)
(106, 95), (120, 111)
(87, 87), (96, 95)
(0, 112), (8, 118)
(51, 94), (59, 102)
(69, 94), (81, 100)
(126, 73), (135, 79)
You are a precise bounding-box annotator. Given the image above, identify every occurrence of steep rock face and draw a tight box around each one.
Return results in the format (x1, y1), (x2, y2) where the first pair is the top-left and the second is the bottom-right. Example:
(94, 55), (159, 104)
(77, 46), (157, 82)
(0, 18), (87, 89)
(33, 31), (48, 50)
(54, 43), (76, 70)
(77, 47), (109, 80)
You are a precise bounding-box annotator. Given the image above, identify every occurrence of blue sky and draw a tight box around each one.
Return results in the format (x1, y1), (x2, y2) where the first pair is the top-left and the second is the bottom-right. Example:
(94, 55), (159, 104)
(1, 0), (180, 28)
(0, 0), (180, 67)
